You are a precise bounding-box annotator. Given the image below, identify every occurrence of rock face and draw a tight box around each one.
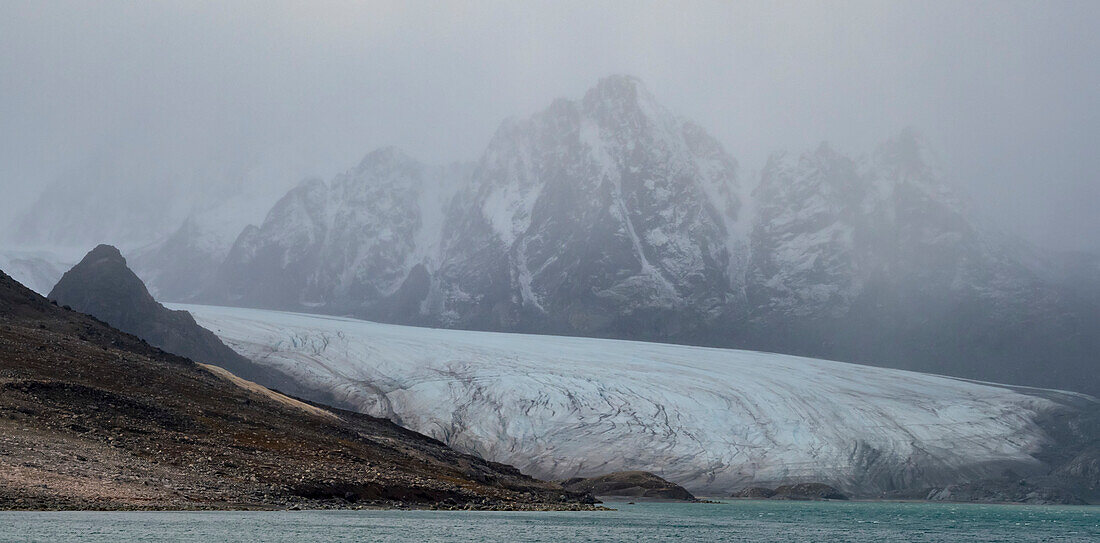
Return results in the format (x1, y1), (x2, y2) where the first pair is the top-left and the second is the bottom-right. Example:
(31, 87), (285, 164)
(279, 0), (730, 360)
(128, 216), (225, 301)
(203, 76), (740, 340)
(207, 154), (468, 322)
(0, 269), (597, 510)
(183, 303), (1100, 500)
(733, 483), (847, 500)
(137, 76), (1100, 396)
(127, 185), (290, 302)
(561, 471), (695, 500)
(925, 480), (1085, 505)
(741, 133), (1100, 393)
(432, 75), (741, 339)
(732, 487), (776, 499)
(772, 483), (848, 501)
(47, 245), (290, 390)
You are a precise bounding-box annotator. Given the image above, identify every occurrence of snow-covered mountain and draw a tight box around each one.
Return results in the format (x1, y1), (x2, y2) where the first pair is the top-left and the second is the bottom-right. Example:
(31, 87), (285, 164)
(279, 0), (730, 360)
(191, 75), (743, 338)
(432, 75), (743, 337)
(181, 303), (1095, 496)
(128, 184), (296, 301)
(0, 249), (75, 296)
(742, 130), (1100, 392)
(8, 165), (192, 254)
(202, 150), (469, 320)
(135, 76), (1100, 395)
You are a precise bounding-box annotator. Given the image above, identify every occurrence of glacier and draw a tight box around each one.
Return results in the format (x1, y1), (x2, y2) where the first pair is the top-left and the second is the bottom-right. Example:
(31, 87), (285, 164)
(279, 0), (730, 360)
(177, 303), (1088, 496)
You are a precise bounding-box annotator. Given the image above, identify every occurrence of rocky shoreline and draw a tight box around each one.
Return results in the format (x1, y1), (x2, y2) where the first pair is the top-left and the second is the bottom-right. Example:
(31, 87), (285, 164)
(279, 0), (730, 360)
(561, 471), (697, 501)
(0, 269), (599, 512)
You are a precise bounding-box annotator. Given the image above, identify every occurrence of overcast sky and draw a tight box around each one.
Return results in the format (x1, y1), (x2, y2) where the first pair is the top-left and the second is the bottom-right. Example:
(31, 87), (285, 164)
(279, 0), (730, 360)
(2, 1), (1098, 251)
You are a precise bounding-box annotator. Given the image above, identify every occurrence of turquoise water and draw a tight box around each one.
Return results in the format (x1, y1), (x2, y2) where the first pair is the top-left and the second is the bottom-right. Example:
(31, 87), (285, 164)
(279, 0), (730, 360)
(2, 501), (1098, 542)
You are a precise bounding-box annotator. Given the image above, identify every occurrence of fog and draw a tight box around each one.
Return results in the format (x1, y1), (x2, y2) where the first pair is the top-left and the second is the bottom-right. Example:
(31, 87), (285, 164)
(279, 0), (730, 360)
(1, 1), (1098, 252)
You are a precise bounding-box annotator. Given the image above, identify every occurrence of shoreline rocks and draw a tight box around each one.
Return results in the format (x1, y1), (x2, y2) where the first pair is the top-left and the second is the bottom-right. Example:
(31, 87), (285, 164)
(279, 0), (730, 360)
(732, 483), (848, 501)
(561, 471), (696, 501)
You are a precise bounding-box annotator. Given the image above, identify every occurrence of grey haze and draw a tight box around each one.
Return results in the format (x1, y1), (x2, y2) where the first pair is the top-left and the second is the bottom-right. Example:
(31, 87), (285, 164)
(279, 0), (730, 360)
(1, 1), (1098, 253)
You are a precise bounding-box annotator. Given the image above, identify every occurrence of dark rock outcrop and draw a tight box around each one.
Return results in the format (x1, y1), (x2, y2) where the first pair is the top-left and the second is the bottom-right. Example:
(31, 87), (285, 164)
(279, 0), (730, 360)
(732, 483), (847, 501)
(561, 471), (695, 500)
(47, 245), (297, 393)
(0, 268), (596, 510)
(772, 483), (848, 501)
(925, 480), (1085, 505)
(732, 487), (776, 499)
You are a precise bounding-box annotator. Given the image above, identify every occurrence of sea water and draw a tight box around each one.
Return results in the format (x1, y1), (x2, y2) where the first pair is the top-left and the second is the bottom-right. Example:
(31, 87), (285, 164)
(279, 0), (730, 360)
(2, 501), (1098, 542)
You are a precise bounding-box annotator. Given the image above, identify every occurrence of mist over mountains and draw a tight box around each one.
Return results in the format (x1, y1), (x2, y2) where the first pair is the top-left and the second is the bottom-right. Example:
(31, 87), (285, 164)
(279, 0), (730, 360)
(4, 2), (1100, 520)
(81, 75), (1097, 396)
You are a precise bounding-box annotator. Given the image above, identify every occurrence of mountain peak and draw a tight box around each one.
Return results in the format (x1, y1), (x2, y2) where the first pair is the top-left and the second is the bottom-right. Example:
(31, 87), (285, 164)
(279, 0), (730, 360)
(82, 243), (125, 264)
(49, 245), (280, 384)
(355, 146), (416, 172)
(295, 176), (325, 189)
(813, 141), (838, 157)
(50, 245), (157, 313)
(873, 126), (941, 181)
(582, 75), (661, 117)
(592, 74), (646, 95)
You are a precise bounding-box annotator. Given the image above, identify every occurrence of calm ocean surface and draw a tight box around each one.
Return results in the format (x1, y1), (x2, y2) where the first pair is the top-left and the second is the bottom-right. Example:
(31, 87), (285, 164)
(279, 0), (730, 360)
(2, 501), (1098, 542)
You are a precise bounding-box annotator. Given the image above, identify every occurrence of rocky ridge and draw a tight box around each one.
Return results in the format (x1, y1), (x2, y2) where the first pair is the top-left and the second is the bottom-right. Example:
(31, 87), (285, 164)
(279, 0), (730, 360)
(0, 268), (598, 510)
(732, 483), (848, 501)
(47, 245), (295, 392)
(560, 471), (696, 501)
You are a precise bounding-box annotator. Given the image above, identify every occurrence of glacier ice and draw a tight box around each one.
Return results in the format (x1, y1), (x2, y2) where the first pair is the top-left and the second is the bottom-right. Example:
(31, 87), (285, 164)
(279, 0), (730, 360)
(179, 303), (1084, 495)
